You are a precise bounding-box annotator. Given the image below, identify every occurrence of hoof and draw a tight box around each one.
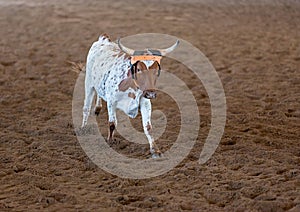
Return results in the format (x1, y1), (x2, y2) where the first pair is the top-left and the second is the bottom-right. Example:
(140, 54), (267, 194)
(151, 152), (162, 159)
(94, 106), (102, 116)
(107, 137), (119, 145)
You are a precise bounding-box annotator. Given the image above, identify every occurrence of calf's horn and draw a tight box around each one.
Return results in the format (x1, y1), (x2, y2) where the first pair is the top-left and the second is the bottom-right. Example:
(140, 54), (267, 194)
(118, 38), (135, 55)
(158, 40), (180, 56)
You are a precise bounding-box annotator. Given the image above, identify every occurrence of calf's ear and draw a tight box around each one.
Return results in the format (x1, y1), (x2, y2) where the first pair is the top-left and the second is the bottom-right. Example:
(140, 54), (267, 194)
(136, 61), (147, 71)
(149, 61), (160, 70)
(119, 78), (139, 91)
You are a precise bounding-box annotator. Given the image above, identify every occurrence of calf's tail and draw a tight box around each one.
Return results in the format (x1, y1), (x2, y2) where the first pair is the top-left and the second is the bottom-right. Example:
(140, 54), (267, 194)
(66, 60), (86, 74)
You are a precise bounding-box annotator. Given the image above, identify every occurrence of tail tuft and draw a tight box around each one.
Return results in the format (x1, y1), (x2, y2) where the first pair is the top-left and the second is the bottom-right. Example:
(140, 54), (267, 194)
(66, 60), (86, 74)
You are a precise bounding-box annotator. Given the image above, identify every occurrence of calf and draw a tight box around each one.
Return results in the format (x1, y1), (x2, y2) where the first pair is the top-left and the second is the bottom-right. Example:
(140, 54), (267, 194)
(82, 34), (179, 158)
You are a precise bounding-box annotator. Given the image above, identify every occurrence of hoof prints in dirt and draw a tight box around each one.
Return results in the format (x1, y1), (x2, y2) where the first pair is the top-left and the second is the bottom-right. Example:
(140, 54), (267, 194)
(75, 125), (99, 136)
(0, 0), (299, 211)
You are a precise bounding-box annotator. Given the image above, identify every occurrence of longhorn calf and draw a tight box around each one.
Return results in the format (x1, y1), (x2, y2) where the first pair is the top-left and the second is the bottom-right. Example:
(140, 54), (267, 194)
(82, 34), (179, 158)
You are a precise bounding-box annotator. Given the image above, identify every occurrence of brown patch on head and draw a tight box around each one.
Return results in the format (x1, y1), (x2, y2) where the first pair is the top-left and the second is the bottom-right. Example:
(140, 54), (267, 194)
(128, 92), (136, 99)
(119, 61), (159, 95)
(134, 61), (159, 93)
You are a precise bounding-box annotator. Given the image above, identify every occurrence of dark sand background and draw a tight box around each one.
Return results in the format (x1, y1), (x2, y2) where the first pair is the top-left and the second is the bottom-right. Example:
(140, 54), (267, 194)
(0, 0), (299, 211)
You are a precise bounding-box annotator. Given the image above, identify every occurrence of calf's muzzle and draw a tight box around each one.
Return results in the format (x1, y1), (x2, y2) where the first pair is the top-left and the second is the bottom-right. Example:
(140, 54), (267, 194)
(143, 90), (157, 99)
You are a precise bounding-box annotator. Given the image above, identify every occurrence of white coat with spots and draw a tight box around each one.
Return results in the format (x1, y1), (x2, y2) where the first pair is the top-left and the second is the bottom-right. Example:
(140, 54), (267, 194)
(82, 35), (179, 157)
(82, 35), (161, 157)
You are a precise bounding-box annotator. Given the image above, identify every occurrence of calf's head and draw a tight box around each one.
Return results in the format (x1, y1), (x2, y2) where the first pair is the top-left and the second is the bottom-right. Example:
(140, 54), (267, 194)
(118, 38), (179, 99)
(134, 60), (160, 99)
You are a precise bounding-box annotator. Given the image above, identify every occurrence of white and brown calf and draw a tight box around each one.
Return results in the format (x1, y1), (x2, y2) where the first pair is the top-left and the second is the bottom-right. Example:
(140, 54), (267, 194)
(82, 34), (179, 158)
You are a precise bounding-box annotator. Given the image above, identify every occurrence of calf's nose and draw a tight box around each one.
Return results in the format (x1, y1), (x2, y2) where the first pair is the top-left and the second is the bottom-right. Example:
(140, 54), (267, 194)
(143, 90), (157, 99)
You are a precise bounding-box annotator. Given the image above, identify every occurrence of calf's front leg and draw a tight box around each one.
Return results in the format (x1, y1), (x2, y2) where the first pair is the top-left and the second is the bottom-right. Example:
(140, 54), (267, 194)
(140, 98), (162, 158)
(107, 101), (117, 143)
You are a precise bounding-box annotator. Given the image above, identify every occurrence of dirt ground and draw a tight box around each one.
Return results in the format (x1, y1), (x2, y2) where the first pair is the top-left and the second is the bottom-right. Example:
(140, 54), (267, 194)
(0, 0), (299, 211)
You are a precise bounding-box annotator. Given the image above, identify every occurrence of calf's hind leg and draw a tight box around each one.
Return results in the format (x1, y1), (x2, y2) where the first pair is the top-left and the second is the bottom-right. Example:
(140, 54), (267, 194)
(82, 87), (95, 127)
(94, 96), (102, 116)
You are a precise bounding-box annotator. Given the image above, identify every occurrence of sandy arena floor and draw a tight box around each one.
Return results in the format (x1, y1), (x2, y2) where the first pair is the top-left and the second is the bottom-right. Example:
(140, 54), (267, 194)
(0, 0), (299, 211)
